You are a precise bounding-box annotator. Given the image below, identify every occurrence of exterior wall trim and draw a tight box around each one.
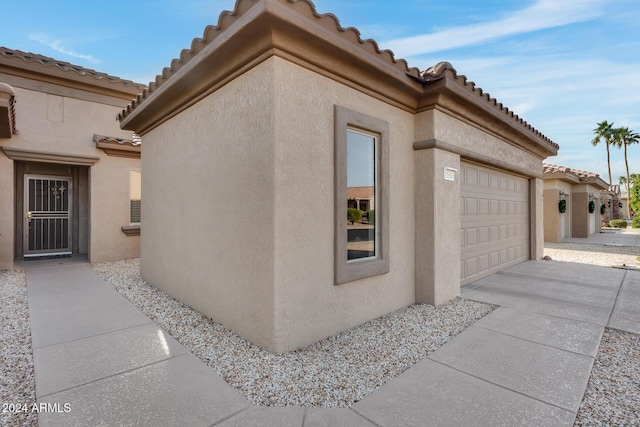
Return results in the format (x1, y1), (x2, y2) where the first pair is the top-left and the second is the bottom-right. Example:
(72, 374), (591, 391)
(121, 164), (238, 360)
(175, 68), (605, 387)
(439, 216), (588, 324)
(121, 225), (140, 236)
(2, 146), (99, 166)
(334, 105), (390, 285)
(414, 138), (542, 179)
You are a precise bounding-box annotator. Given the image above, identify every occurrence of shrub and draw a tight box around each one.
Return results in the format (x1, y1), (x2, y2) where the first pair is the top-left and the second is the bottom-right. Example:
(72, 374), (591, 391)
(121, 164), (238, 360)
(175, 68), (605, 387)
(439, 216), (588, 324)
(609, 219), (628, 228)
(366, 209), (375, 225)
(347, 208), (363, 224)
(632, 217), (640, 228)
(588, 200), (595, 213)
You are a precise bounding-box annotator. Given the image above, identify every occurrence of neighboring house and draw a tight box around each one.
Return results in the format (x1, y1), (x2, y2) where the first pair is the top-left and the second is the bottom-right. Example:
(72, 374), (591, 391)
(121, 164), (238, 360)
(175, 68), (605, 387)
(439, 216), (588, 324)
(601, 185), (622, 222)
(542, 163), (608, 242)
(119, 0), (558, 353)
(347, 186), (374, 212)
(620, 195), (634, 219)
(0, 47), (144, 270)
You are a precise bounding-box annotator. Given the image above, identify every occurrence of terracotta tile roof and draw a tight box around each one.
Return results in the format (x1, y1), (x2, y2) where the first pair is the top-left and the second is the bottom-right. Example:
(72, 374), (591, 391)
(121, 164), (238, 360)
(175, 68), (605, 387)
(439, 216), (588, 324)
(119, 0), (420, 124)
(347, 186), (374, 200)
(93, 134), (141, 159)
(422, 63), (558, 150)
(0, 46), (146, 91)
(93, 134), (141, 146)
(116, 0), (556, 152)
(543, 163), (608, 189)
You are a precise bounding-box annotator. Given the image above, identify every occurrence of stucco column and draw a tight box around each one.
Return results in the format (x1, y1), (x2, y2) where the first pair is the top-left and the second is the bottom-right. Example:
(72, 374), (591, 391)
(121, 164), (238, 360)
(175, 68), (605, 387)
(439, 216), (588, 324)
(0, 154), (14, 270)
(572, 192), (589, 238)
(543, 188), (560, 243)
(530, 178), (544, 259)
(414, 147), (460, 306)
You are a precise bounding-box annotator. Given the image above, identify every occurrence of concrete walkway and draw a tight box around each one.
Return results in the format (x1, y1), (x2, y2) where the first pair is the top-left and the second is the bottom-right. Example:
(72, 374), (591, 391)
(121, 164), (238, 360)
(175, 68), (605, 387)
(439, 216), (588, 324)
(24, 258), (640, 426)
(561, 227), (640, 247)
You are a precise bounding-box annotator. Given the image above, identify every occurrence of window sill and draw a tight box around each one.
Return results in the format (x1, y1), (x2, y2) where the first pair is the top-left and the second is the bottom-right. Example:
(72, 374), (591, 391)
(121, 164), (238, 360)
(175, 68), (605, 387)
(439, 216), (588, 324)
(121, 225), (140, 236)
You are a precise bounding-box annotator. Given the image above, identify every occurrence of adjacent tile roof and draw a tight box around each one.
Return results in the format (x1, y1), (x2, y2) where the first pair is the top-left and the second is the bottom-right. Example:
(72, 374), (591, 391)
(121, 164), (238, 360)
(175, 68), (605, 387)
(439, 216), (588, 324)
(543, 163), (608, 189)
(0, 82), (16, 137)
(93, 134), (141, 158)
(0, 46), (146, 91)
(347, 186), (374, 200)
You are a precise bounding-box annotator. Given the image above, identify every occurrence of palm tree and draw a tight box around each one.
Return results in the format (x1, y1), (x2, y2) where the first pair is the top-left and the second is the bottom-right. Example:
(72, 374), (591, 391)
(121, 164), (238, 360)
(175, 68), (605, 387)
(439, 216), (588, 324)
(591, 120), (615, 185)
(613, 127), (640, 218)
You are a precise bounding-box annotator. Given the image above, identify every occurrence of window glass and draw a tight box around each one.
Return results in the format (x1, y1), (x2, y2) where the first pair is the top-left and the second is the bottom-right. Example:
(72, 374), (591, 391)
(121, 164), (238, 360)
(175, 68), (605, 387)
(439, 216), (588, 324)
(347, 130), (377, 261)
(334, 105), (389, 285)
(130, 170), (141, 224)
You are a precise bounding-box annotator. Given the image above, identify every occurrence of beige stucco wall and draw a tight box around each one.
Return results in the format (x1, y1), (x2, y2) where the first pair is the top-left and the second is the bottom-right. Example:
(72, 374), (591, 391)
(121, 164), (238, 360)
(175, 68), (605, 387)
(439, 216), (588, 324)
(0, 153), (14, 270)
(0, 84), (139, 267)
(543, 180), (573, 242)
(271, 58), (416, 351)
(416, 110), (543, 176)
(415, 148), (460, 305)
(139, 57), (417, 353)
(89, 158), (141, 263)
(140, 58), (278, 351)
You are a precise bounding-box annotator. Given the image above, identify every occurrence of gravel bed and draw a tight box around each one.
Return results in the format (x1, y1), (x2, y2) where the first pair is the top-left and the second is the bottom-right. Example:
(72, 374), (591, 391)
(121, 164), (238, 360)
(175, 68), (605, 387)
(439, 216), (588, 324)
(544, 243), (640, 268)
(0, 270), (38, 427)
(91, 259), (495, 407)
(575, 329), (640, 426)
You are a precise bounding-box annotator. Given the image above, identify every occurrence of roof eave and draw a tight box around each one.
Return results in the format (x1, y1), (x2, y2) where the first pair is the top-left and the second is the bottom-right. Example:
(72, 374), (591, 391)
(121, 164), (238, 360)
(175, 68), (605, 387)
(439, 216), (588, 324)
(0, 53), (144, 101)
(119, 0), (425, 134)
(418, 69), (558, 159)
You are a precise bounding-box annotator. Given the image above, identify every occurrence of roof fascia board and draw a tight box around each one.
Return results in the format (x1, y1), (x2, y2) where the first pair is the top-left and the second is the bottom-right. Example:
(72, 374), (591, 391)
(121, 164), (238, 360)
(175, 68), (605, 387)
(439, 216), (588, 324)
(543, 171), (580, 184)
(0, 60), (142, 101)
(0, 72), (137, 108)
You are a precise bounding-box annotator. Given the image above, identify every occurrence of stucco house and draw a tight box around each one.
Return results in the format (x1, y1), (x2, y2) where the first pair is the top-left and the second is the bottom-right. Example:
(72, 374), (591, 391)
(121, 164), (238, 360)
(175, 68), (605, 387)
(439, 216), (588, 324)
(601, 184), (623, 222)
(542, 163), (608, 242)
(0, 47), (144, 270)
(119, 0), (558, 353)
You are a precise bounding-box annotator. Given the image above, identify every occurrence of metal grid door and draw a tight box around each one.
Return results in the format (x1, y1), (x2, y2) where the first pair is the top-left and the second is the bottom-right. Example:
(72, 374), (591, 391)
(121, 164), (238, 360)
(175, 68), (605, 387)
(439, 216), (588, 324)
(23, 175), (72, 258)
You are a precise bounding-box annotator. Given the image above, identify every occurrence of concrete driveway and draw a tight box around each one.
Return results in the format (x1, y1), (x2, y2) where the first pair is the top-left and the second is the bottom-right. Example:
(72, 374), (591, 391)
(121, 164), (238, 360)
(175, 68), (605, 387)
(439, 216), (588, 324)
(26, 257), (639, 426)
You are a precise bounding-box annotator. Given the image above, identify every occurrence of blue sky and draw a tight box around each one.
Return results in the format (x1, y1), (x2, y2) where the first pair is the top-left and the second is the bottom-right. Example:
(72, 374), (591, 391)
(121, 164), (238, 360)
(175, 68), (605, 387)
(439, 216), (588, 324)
(3, 0), (639, 185)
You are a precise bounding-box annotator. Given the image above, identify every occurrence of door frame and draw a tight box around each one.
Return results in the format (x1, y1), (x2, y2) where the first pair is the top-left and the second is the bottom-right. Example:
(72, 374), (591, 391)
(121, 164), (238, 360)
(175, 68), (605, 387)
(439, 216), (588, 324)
(23, 174), (73, 258)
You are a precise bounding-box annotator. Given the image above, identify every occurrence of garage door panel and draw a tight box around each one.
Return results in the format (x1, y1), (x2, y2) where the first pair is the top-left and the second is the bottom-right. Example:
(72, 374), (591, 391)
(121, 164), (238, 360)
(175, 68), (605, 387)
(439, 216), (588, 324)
(461, 162), (530, 285)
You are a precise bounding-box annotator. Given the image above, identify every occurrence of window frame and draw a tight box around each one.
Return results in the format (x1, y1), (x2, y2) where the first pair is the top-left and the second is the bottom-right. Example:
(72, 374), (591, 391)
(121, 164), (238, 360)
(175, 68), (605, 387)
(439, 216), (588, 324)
(334, 105), (390, 285)
(129, 169), (141, 225)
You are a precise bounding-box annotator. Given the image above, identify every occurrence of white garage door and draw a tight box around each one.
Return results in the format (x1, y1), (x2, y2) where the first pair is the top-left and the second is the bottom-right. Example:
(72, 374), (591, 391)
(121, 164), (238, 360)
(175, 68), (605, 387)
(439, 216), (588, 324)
(460, 161), (530, 285)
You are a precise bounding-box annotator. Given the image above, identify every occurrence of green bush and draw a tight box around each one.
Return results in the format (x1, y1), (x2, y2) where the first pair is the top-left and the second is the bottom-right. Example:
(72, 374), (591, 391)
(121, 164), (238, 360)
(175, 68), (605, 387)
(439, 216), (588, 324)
(559, 199), (567, 213)
(347, 208), (363, 224)
(609, 219), (628, 228)
(632, 217), (640, 228)
(366, 209), (375, 225)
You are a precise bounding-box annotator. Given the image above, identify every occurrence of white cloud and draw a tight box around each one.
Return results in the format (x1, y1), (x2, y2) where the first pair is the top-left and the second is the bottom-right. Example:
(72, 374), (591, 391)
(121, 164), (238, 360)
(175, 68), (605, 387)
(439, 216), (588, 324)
(384, 0), (609, 57)
(29, 34), (101, 64)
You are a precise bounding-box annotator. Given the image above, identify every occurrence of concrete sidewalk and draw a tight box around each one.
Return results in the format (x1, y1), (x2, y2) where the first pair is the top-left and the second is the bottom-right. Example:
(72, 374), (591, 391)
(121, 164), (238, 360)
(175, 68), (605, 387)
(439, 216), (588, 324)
(24, 258), (639, 426)
(561, 227), (640, 247)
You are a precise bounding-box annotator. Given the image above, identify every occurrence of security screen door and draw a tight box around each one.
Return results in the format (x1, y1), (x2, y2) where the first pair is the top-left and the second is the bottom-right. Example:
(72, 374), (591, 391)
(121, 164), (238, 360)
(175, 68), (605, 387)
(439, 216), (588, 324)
(24, 175), (72, 258)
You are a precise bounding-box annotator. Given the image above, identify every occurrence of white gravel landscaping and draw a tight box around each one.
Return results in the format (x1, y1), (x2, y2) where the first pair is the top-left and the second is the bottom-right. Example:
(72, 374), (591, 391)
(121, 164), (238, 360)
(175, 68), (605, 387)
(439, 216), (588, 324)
(0, 270), (38, 427)
(544, 242), (640, 268)
(91, 259), (495, 407)
(574, 329), (640, 426)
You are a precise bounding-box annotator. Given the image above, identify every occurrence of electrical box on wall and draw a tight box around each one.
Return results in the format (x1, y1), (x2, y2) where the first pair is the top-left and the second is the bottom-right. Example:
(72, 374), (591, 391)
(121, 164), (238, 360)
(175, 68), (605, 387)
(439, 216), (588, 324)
(444, 167), (457, 182)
